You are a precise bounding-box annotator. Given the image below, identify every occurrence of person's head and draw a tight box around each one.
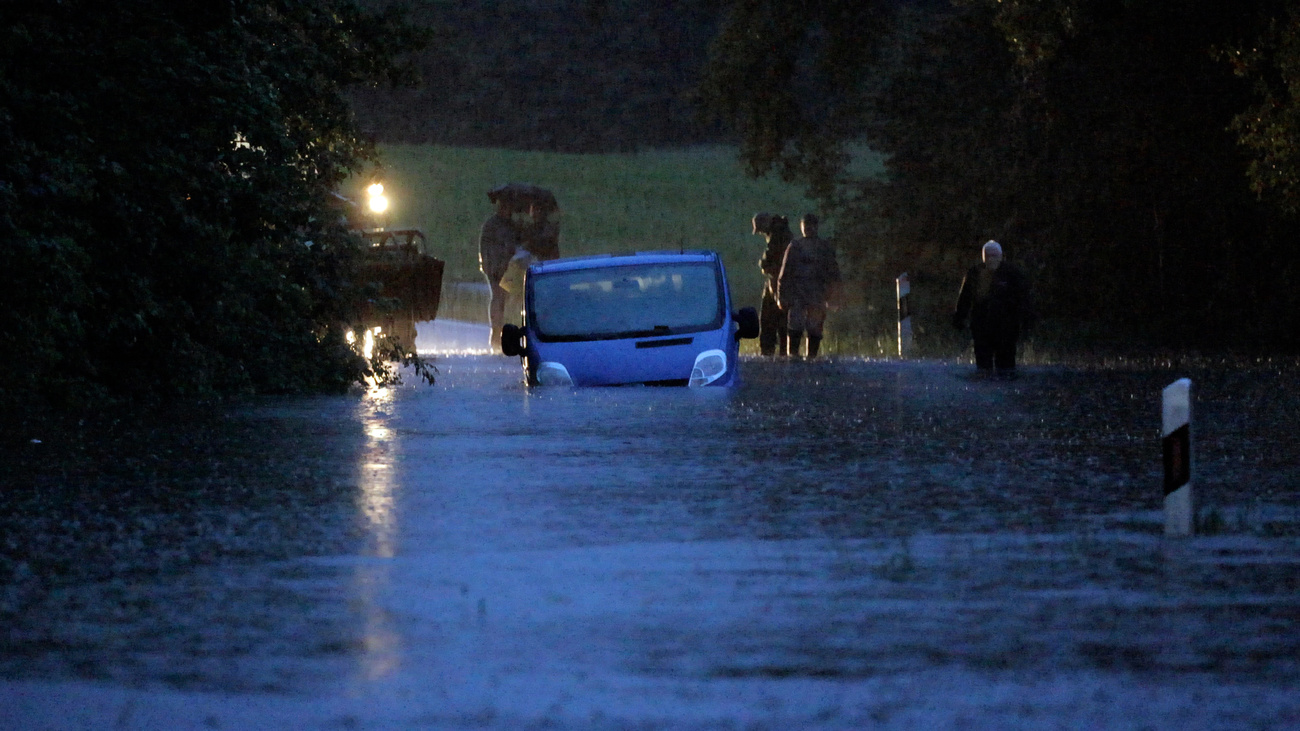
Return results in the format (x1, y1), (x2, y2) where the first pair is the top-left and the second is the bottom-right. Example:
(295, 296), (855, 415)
(982, 240), (1003, 270)
(529, 201), (550, 222)
(488, 193), (512, 218)
(752, 213), (773, 236)
(801, 213), (819, 238)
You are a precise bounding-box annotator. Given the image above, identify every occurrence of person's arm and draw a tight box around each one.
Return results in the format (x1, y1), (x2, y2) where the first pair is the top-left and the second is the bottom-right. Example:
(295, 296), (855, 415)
(479, 219), (513, 283)
(953, 268), (974, 329)
(759, 238), (779, 275)
(762, 233), (789, 276)
(478, 221), (493, 276)
(776, 241), (796, 308)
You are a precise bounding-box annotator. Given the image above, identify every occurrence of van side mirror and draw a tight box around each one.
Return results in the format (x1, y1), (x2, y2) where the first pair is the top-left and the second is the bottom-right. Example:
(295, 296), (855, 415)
(501, 324), (525, 356)
(734, 307), (759, 340)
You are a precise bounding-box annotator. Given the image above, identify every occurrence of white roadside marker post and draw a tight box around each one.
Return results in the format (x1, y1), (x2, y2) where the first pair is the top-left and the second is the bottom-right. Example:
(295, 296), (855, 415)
(896, 272), (913, 358)
(1161, 378), (1194, 536)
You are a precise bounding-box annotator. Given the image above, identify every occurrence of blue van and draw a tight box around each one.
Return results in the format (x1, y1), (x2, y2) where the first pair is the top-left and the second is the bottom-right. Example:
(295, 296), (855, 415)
(500, 251), (759, 387)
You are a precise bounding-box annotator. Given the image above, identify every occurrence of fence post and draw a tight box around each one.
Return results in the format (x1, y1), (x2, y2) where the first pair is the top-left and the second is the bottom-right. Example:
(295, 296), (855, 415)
(1162, 378), (1194, 536)
(896, 272), (913, 358)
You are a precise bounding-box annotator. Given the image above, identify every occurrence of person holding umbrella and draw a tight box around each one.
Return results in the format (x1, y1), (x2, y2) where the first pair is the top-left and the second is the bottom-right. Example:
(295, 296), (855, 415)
(480, 187), (522, 351)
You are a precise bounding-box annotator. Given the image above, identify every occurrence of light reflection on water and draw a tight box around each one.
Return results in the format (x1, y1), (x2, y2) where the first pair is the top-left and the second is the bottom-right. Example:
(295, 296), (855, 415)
(352, 387), (401, 680)
(358, 388), (397, 558)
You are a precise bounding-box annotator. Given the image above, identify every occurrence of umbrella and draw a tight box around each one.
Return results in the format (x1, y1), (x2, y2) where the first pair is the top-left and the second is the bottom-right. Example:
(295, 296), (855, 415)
(487, 182), (558, 211)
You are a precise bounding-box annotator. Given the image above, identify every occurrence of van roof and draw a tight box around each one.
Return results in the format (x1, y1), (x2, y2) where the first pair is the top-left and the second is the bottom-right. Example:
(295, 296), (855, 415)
(529, 250), (719, 274)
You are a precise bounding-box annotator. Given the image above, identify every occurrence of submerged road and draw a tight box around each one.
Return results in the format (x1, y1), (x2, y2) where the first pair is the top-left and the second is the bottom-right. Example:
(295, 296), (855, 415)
(2, 336), (1300, 728)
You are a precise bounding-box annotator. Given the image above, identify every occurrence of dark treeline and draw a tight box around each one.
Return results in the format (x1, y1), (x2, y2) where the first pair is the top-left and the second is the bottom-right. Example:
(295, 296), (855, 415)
(699, 0), (1300, 353)
(349, 0), (730, 152)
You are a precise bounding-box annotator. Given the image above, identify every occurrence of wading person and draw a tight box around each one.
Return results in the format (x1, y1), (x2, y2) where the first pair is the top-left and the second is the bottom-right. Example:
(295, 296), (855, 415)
(752, 212), (793, 356)
(777, 213), (841, 359)
(522, 200), (561, 262)
(480, 191), (521, 351)
(952, 239), (1032, 379)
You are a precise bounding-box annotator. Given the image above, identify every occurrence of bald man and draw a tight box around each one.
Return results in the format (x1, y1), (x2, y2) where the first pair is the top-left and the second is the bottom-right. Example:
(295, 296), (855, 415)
(953, 240), (1033, 378)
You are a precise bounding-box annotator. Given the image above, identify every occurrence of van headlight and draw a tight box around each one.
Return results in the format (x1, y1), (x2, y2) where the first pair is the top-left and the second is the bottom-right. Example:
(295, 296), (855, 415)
(689, 349), (727, 388)
(536, 361), (574, 387)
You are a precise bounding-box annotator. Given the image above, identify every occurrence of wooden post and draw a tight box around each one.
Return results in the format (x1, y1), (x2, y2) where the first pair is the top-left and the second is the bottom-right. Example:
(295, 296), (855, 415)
(896, 272), (913, 358)
(1162, 378), (1194, 536)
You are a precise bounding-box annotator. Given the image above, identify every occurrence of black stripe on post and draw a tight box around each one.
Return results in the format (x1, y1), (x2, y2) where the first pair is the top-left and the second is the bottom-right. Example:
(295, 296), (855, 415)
(1162, 424), (1190, 495)
(898, 293), (910, 322)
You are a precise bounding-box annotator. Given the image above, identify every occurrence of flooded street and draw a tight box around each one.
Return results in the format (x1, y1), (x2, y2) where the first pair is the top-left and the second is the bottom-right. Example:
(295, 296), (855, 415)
(3, 340), (1300, 728)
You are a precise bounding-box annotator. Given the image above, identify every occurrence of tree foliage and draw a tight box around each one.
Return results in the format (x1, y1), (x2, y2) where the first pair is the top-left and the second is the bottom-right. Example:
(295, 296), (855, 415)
(700, 0), (1300, 352)
(1226, 2), (1300, 215)
(349, 0), (729, 152)
(697, 0), (891, 196)
(0, 0), (427, 407)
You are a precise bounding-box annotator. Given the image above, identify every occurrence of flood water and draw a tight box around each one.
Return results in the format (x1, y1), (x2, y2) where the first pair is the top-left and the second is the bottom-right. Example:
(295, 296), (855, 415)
(3, 346), (1300, 728)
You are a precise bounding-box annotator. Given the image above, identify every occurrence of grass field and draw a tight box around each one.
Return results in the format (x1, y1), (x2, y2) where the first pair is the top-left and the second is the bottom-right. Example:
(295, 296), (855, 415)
(355, 144), (819, 309)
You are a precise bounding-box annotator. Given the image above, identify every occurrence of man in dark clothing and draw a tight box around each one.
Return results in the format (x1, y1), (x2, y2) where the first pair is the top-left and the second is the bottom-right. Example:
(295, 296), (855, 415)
(777, 213), (841, 359)
(522, 201), (561, 262)
(952, 240), (1032, 378)
(480, 194), (521, 351)
(752, 212), (792, 356)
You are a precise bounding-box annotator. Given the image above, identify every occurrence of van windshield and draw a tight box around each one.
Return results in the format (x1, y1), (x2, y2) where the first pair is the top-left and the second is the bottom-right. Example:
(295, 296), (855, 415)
(530, 261), (724, 341)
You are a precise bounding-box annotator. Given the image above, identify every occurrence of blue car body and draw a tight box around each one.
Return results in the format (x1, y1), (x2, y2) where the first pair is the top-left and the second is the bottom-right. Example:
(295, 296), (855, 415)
(502, 251), (757, 387)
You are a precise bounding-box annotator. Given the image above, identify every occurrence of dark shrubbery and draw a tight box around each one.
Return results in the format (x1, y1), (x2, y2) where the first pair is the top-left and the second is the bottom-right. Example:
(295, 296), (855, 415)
(0, 1), (428, 409)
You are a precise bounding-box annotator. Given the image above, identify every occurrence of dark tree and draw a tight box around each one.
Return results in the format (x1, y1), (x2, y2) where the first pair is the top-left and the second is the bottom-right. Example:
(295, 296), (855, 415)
(0, 0), (427, 407)
(699, 0), (1300, 352)
(697, 0), (891, 196)
(1227, 1), (1300, 215)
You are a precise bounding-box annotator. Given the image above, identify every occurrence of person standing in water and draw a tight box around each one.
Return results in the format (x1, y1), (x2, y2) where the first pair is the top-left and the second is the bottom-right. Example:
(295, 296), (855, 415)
(777, 213), (841, 359)
(952, 239), (1033, 379)
(752, 212), (793, 356)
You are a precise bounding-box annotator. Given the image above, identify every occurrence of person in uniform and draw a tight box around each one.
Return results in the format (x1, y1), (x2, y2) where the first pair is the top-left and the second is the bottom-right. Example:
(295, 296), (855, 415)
(479, 192), (521, 351)
(777, 213), (841, 359)
(952, 239), (1033, 379)
(752, 213), (793, 356)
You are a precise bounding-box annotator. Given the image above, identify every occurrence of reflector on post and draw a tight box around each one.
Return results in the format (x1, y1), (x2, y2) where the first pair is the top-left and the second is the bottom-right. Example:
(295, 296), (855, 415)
(896, 272), (913, 358)
(1161, 378), (1194, 536)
